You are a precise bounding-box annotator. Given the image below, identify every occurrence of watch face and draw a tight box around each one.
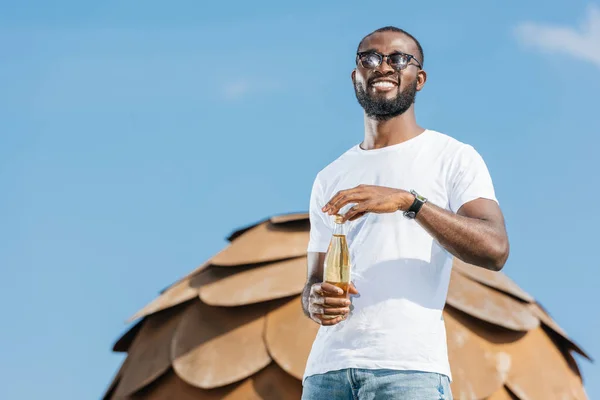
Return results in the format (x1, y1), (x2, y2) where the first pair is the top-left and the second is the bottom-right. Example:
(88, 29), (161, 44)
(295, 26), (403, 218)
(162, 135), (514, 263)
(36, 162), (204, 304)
(410, 190), (427, 203)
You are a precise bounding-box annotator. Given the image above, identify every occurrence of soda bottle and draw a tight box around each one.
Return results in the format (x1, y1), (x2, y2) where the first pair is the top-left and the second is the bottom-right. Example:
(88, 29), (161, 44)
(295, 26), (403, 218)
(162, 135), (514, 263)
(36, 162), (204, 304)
(322, 214), (351, 315)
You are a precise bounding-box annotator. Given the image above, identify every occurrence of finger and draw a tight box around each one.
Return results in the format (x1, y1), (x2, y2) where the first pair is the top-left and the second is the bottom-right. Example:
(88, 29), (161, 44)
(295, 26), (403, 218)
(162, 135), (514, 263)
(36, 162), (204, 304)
(328, 194), (367, 216)
(313, 313), (343, 324)
(320, 315), (345, 326)
(348, 283), (359, 295)
(309, 304), (325, 315)
(310, 294), (324, 305)
(322, 306), (350, 316)
(310, 308), (344, 324)
(348, 212), (366, 221)
(342, 204), (367, 222)
(310, 306), (349, 319)
(311, 294), (350, 307)
(322, 189), (354, 212)
(310, 283), (323, 295)
(311, 295), (350, 308)
(323, 187), (365, 213)
(320, 282), (344, 295)
(322, 297), (352, 307)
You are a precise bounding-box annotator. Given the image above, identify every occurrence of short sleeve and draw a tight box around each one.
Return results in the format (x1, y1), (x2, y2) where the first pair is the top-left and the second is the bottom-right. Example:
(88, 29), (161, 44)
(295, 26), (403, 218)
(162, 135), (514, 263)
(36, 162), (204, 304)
(307, 174), (332, 253)
(448, 145), (498, 213)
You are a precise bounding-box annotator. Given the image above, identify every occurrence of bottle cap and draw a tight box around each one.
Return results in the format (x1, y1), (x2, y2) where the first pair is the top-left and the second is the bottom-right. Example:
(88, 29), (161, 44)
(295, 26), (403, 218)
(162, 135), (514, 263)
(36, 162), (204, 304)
(334, 214), (343, 224)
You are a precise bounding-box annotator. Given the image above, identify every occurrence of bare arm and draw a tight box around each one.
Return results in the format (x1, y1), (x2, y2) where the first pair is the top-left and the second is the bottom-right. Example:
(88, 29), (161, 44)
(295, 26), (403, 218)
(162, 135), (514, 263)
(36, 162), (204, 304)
(415, 198), (509, 271)
(323, 185), (509, 271)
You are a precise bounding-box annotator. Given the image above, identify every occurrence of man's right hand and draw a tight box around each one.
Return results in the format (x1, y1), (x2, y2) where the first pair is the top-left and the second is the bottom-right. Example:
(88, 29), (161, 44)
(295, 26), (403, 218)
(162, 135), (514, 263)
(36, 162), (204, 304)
(307, 282), (358, 326)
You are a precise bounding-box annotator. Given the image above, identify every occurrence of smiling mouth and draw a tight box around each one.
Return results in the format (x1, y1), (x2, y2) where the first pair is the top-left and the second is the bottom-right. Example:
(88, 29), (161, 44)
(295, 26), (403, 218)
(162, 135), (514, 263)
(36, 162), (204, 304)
(369, 80), (398, 92)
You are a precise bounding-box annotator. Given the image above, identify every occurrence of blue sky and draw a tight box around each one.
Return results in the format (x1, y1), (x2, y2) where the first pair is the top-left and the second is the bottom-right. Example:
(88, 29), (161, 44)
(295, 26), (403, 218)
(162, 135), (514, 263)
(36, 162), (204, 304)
(1, 0), (599, 398)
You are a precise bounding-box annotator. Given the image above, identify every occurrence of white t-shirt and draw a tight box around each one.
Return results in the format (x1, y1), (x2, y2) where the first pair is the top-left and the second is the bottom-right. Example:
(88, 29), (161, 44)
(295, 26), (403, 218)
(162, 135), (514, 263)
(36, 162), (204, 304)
(304, 129), (498, 383)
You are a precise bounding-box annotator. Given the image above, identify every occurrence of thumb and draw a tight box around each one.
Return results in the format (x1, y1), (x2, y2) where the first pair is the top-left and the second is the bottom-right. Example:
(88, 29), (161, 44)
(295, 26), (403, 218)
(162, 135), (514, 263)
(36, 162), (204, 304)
(348, 282), (359, 294)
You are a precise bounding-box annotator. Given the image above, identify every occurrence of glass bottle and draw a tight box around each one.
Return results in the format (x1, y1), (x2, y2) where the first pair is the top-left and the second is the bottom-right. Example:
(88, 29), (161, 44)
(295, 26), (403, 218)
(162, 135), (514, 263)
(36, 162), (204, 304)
(323, 214), (351, 303)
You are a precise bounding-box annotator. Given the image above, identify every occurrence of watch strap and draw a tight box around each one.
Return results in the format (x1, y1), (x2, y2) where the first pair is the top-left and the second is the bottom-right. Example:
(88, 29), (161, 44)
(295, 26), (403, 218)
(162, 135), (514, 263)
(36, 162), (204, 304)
(403, 190), (427, 219)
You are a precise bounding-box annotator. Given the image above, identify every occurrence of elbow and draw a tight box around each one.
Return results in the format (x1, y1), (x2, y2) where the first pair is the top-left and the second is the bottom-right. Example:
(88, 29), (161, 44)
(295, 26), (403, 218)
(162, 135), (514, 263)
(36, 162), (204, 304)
(487, 238), (510, 272)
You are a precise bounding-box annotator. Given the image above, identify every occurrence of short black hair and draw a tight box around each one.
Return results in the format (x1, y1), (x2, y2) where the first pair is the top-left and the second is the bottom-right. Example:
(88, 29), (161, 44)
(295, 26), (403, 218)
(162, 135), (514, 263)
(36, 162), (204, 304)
(357, 26), (424, 66)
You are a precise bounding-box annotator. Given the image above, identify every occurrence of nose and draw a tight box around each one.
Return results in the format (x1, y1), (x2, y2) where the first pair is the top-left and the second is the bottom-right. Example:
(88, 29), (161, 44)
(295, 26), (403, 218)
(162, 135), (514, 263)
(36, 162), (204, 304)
(375, 55), (395, 74)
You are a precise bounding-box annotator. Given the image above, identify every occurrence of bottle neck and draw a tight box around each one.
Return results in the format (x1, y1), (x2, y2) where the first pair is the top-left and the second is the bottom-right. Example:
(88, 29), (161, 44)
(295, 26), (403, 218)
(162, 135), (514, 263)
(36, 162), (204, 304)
(333, 222), (345, 236)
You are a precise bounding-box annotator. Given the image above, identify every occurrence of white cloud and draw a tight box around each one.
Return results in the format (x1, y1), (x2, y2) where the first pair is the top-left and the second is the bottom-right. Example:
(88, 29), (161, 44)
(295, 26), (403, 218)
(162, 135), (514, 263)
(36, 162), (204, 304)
(514, 4), (600, 68)
(220, 79), (283, 101)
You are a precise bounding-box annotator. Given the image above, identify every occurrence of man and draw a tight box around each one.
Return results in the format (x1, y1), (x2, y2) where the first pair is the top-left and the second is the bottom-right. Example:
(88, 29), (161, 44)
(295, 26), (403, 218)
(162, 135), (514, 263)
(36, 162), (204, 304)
(301, 26), (509, 400)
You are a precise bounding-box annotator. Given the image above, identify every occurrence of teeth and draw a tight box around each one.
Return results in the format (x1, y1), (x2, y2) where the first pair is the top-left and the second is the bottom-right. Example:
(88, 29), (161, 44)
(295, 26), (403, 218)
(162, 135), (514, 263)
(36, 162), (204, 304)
(372, 81), (396, 88)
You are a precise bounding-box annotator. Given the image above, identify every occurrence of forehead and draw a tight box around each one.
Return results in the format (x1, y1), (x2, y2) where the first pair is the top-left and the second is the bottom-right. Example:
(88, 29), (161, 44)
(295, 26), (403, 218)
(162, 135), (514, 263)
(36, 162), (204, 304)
(358, 31), (418, 56)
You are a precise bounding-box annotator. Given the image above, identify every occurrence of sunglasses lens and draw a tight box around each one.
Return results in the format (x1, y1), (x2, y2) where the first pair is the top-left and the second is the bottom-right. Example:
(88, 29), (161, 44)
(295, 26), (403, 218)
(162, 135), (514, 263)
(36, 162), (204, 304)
(389, 54), (409, 70)
(360, 53), (381, 69)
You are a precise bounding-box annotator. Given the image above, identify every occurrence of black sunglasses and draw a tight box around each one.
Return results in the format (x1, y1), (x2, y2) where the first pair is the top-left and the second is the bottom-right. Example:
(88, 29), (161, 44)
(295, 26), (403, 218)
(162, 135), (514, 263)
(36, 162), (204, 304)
(356, 51), (422, 71)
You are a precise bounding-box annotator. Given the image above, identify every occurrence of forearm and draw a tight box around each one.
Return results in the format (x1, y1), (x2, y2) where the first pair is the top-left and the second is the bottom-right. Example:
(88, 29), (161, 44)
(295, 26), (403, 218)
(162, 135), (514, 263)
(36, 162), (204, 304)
(415, 201), (509, 270)
(322, 184), (508, 270)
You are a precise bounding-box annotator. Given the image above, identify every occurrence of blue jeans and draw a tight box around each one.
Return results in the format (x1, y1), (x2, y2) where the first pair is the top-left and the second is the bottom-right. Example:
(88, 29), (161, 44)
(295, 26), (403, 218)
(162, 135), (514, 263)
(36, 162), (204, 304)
(301, 369), (453, 400)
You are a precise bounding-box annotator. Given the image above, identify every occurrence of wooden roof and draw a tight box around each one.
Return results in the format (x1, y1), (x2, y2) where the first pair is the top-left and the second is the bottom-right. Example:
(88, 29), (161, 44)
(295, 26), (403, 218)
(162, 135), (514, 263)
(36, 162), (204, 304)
(104, 213), (590, 400)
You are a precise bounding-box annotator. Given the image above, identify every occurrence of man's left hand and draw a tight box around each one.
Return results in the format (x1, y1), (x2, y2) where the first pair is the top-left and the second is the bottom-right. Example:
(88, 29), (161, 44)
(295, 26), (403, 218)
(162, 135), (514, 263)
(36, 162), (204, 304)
(322, 185), (414, 222)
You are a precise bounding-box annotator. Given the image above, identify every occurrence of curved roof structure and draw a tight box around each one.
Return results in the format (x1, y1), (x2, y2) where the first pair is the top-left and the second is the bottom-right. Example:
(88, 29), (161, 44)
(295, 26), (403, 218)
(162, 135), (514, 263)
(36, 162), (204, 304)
(104, 213), (590, 399)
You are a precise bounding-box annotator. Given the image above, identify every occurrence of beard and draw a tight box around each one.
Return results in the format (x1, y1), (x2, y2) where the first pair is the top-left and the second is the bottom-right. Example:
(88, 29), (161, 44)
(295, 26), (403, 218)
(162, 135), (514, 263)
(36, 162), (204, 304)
(354, 78), (418, 121)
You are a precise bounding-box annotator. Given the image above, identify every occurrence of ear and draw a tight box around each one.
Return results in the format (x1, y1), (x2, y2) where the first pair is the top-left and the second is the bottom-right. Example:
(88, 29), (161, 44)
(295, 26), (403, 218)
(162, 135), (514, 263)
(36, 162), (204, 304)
(351, 69), (356, 85)
(416, 69), (427, 91)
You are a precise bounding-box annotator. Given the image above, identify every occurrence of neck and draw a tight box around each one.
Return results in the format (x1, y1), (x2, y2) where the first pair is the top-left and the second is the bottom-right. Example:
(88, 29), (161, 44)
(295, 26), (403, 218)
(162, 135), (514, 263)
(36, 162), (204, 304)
(361, 106), (425, 150)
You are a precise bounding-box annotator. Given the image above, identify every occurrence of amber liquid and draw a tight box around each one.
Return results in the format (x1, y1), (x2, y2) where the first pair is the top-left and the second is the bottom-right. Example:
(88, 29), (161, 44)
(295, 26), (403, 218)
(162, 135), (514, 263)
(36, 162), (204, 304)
(322, 234), (351, 319)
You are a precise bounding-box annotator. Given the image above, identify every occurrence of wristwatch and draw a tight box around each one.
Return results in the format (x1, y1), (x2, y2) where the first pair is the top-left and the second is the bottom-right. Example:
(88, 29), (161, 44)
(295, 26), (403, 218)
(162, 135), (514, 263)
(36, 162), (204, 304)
(403, 190), (427, 219)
